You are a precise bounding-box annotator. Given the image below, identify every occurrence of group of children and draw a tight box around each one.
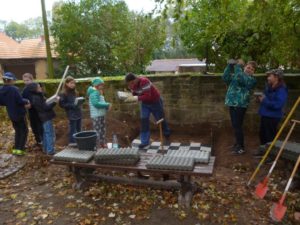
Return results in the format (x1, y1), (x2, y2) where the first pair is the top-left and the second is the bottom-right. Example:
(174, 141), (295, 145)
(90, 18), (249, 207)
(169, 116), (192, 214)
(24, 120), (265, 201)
(223, 59), (288, 158)
(0, 72), (111, 156)
(0, 62), (288, 158)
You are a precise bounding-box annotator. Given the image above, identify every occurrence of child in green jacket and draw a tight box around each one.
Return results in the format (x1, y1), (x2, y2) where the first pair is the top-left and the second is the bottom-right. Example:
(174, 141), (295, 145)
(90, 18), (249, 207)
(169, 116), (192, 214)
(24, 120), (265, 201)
(87, 78), (111, 147)
(223, 59), (257, 155)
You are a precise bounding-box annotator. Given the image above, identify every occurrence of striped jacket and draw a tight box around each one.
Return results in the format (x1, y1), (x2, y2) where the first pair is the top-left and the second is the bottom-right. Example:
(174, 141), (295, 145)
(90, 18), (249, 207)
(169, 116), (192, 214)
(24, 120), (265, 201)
(131, 77), (160, 104)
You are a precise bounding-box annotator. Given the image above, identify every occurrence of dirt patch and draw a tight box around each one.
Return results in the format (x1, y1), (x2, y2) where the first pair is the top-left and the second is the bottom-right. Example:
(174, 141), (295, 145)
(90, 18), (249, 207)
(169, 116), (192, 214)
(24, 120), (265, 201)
(0, 117), (299, 225)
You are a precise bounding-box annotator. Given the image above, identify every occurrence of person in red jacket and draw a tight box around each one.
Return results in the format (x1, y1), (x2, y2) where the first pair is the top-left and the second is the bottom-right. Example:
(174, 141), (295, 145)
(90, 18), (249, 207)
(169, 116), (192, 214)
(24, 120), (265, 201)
(125, 73), (170, 149)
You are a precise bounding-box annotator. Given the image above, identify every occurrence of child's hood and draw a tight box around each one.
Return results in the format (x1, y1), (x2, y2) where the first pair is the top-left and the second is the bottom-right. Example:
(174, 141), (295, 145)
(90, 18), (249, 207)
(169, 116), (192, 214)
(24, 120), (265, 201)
(87, 86), (97, 96)
(26, 82), (39, 93)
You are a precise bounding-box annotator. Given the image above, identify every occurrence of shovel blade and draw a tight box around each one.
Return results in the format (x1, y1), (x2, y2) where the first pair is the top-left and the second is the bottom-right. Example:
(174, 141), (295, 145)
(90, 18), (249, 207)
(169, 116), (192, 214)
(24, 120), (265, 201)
(270, 202), (287, 222)
(255, 182), (268, 199)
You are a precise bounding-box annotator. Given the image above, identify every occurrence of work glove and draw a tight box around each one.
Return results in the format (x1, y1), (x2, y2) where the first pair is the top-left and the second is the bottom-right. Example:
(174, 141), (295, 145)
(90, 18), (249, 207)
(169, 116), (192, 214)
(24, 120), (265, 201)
(124, 95), (138, 103)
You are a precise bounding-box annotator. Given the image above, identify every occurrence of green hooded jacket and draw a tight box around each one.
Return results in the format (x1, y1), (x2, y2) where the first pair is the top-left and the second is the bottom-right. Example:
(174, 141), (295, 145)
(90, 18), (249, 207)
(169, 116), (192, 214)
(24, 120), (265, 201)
(87, 86), (110, 118)
(222, 64), (257, 108)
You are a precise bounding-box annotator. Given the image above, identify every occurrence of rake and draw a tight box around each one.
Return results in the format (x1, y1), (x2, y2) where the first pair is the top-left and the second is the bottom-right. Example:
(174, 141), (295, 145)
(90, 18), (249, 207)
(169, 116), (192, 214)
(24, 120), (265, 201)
(270, 155), (300, 222)
(255, 120), (298, 199)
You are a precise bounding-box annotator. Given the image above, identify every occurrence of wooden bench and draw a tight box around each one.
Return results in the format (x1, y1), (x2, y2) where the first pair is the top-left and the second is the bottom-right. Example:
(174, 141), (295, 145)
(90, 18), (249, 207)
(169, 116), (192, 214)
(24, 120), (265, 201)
(50, 152), (215, 207)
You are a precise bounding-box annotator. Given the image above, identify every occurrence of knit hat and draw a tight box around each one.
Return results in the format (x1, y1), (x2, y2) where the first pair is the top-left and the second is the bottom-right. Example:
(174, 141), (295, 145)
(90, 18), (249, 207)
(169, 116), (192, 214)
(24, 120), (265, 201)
(266, 69), (284, 79)
(92, 77), (104, 86)
(3, 72), (17, 80)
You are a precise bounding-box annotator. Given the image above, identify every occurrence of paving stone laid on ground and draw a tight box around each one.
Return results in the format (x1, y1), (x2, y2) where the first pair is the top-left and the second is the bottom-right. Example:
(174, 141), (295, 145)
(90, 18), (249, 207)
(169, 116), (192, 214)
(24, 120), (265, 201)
(0, 154), (26, 179)
(132, 139), (211, 155)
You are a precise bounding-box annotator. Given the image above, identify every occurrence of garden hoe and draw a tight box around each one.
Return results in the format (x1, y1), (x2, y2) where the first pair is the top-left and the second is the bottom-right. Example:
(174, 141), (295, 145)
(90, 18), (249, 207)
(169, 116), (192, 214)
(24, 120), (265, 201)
(270, 155), (300, 222)
(156, 118), (164, 152)
(255, 119), (298, 199)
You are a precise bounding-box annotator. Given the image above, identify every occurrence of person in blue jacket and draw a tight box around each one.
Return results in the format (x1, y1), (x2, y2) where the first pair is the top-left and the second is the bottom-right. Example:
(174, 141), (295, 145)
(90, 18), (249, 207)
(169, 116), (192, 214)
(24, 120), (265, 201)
(0, 72), (30, 155)
(253, 69), (288, 157)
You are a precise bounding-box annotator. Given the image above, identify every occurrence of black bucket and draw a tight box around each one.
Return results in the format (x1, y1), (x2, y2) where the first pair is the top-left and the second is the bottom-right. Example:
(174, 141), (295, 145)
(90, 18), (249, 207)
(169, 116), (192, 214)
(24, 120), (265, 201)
(73, 130), (97, 151)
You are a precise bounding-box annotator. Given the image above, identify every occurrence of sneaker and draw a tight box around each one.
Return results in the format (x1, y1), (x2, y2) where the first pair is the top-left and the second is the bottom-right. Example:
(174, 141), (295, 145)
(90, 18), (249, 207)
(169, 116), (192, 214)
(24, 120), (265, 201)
(230, 143), (238, 153)
(68, 143), (77, 147)
(46, 151), (56, 156)
(138, 144), (150, 150)
(12, 149), (25, 156)
(252, 145), (266, 158)
(232, 146), (245, 155)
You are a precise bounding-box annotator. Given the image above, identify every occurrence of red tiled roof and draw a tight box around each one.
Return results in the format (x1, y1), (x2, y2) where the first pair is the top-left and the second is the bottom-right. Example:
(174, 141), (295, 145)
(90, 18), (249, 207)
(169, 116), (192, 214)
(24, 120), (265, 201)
(0, 32), (58, 59)
(146, 58), (205, 72)
(0, 32), (20, 59)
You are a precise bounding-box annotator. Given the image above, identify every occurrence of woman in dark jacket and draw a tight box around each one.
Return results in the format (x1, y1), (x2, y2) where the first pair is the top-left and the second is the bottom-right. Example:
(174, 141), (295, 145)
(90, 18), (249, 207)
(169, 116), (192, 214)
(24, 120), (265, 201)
(28, 82), (59, 155)
(254, 69), (288, 157)
(59, 76), (83, 146)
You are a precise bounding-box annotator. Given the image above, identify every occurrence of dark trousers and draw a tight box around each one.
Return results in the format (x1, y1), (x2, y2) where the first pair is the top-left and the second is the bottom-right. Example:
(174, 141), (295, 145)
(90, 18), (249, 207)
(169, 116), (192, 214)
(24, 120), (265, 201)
(12, 117), (28, 151)
(28, 110), (43, 143)
(229, 107), (247, 148)
(69, 119), (82, 143)
(259, 116), (281, 145)
(140, 98), (171, 145)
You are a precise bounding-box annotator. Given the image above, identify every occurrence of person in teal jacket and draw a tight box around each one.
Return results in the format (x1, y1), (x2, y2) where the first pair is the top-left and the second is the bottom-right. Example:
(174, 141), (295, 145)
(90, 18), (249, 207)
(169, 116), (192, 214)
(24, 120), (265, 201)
(87, 77), (111, 147)
(223, 59), (257, 155)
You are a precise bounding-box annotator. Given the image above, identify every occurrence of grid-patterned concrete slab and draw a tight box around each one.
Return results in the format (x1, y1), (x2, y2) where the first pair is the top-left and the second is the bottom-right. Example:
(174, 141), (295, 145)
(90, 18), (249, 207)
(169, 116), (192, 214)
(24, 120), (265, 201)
(54, 149), (95, 163)
(146, 155), (194, 171)
(166, 149), (210, 163)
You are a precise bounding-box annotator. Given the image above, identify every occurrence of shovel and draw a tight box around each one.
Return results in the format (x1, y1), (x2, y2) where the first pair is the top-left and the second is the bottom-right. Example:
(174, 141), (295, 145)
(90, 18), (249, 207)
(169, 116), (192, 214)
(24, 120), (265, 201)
(247, 97), (300, 186)
(270, 155), (300, 222)
(255, 120), (298, 199)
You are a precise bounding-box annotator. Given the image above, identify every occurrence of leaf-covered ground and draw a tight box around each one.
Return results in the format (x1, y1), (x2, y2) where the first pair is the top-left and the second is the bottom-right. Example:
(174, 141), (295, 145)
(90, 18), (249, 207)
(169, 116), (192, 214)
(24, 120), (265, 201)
(0, 118), (299, 225)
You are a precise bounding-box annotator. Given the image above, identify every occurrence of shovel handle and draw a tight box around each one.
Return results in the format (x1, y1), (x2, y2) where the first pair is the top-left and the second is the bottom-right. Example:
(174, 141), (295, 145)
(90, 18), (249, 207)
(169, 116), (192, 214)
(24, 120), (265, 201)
(266, 120), (297, 177)
(282, 156), (300, 196)
(247, 96), (300, 186)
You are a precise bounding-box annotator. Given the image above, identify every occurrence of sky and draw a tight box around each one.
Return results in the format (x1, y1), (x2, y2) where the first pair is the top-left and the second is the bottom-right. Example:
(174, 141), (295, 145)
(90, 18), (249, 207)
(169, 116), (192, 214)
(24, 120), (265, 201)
(0, 0), (157, 23)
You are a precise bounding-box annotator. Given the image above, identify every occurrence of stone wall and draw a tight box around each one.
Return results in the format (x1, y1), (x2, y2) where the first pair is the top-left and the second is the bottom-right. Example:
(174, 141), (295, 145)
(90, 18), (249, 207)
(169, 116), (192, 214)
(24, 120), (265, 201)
(4, 74), (300, 131)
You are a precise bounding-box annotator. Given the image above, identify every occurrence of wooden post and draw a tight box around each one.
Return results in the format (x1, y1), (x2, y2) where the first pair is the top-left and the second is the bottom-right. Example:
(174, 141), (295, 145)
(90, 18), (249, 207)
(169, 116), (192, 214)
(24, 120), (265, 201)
(41, 0), (54, 79)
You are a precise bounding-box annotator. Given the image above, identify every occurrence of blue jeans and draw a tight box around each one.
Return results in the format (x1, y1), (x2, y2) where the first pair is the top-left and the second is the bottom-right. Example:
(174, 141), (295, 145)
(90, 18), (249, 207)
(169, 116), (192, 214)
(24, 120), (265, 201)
(69, 119), (82, 143)
(229, 107), (246, 148)
(43, 120), (55, 154)
(140, 98), (170, 145)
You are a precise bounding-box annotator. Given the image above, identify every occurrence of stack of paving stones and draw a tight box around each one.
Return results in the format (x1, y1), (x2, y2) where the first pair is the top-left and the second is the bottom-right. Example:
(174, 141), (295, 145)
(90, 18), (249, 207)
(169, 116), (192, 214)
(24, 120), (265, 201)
(94, 148), (140, 165)
(132, 139), (211, 163)
(146, 155), (194, 171)
(53, 149), (95, 163)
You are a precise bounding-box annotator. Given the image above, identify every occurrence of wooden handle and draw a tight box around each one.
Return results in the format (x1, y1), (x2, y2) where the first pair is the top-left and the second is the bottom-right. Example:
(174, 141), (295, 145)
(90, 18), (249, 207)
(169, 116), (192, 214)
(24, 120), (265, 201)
(291, 119), (300, 124)
(283, 155), (300, 195)
(248, 96), (300, 186)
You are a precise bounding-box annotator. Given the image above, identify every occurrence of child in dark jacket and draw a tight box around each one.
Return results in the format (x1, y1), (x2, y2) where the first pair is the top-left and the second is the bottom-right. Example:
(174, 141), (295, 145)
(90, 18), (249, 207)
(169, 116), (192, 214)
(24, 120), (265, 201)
(253, 69), (288, 157)
(0, 72), (30, 156)
(28, 82), (59, 155)
(22, 73), (43, 145)
(59, 76), (82, 146)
